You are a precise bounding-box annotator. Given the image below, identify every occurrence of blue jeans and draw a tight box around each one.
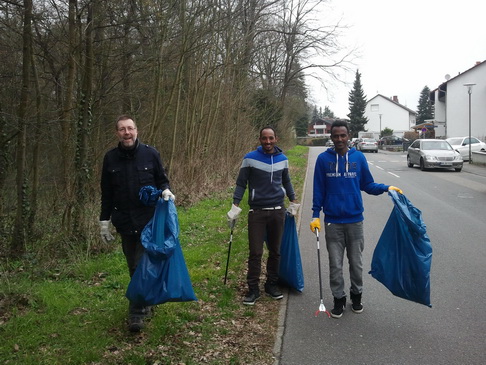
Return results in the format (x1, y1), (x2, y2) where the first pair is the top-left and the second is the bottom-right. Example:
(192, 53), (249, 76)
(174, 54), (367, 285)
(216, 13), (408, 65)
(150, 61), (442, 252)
(324, 221), (364, 299)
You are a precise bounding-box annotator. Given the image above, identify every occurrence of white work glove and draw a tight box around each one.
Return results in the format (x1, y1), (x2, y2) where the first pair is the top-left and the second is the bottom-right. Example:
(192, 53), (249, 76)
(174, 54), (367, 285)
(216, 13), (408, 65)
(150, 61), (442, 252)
(287, 202), (301, 216)
(161, 188), (175, 201)
(226, 204), (242, 228)
(99, 220), (115, 244)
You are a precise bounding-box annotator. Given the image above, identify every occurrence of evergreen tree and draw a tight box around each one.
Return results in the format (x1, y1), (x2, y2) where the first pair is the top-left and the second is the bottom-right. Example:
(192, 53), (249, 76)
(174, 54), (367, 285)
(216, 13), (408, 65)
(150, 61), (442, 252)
(323, 106), (335, 118)
(381, 127), (393, 137)
(311, 106), (320, 124)
(416, 86), (434, 124)
(347, 70), (368, 137)
(295, 114), (309, 137)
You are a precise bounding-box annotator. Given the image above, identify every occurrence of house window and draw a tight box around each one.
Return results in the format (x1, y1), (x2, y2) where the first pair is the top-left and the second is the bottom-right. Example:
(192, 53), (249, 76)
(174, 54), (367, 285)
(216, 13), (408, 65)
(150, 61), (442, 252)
(370, 104), (379, 112)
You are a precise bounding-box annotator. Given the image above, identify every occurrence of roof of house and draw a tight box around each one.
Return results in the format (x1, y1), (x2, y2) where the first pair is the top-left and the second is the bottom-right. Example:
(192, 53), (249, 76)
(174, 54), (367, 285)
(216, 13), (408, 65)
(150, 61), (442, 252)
(431, 59), (486, 93)
(367, 94), (417, 115)
(311, 117), (347, 126)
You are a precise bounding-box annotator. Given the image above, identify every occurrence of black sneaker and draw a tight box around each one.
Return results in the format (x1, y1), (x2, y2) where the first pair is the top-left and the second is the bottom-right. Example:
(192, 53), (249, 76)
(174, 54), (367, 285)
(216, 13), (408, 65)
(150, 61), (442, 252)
(351, 293), (363, 313)
(331, 296), (346, 318)
(243, 289), (260, 305)
(128, 316), (145, 332)
(143, 306), (154, 318)
(264, 283), (283, 300)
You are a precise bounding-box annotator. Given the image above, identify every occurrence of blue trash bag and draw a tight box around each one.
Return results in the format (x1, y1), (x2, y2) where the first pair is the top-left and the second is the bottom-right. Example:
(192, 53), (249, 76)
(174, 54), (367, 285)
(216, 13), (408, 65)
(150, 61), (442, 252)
(369, 190), (432, 307)
(278, 213), (305, 292)
(139, 185), (162, 207)
(126, 199), (197, 306)
(140, 189), (178, 258)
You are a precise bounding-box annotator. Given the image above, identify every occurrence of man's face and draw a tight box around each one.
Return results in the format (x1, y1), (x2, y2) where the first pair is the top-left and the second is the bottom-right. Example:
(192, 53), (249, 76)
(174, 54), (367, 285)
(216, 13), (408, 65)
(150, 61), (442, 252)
(116, 118), (138, 148)
(331, 126), (349, 153)
(259, 128), (277, 153)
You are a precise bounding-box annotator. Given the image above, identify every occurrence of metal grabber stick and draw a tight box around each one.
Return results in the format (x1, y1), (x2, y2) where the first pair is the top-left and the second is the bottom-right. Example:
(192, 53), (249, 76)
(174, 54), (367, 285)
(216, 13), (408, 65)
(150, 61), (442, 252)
(224, 219), (236, 285)
(315, 228), (330, 318)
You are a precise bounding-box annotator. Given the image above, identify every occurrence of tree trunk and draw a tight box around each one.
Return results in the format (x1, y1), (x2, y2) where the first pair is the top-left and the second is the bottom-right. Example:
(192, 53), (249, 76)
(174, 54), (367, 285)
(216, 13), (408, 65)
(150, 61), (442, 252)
(60, 0), (78, 231)
(72, 0), (95, 239)
(11, 0), (33, 257)
(27, 39), (42, 239)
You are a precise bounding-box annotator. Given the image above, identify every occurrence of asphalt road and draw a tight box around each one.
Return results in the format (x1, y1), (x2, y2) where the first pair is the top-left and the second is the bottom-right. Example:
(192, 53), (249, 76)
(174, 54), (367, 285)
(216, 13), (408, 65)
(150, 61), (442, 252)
(276, 148), (486, 365)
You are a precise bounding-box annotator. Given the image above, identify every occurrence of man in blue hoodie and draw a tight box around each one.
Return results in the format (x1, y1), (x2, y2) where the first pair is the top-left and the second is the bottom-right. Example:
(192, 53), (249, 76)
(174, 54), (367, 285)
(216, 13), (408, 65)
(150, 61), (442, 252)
(227, 126), (299, 305)
(310, 120), (402, 318)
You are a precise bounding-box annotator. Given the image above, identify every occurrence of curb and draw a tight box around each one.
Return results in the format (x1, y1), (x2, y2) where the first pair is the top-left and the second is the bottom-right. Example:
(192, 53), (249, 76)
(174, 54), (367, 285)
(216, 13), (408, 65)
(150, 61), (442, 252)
(272, 151), (310, 365)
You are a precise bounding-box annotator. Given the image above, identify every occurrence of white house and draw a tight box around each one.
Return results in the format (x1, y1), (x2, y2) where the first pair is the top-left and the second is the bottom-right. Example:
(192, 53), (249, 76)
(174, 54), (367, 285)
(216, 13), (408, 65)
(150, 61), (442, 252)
(430, 60), (486, 141)
(364, 94), (417, 137)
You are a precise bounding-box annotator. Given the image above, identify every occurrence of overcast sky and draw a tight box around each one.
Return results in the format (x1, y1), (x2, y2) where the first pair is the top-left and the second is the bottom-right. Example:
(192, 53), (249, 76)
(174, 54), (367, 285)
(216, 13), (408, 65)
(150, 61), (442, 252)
(307, 0), (486, 119)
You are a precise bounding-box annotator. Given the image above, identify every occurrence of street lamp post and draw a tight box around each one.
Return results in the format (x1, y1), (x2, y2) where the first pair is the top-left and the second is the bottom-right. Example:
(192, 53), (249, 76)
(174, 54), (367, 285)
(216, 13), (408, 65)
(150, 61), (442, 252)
(379, 114), (382, 137)
(463, 83), (476, 163)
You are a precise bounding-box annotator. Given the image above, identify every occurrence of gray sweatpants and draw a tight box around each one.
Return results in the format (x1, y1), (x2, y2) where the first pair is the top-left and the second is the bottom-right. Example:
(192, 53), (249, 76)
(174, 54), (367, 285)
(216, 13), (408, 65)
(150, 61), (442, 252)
(324, 221), (364, 299)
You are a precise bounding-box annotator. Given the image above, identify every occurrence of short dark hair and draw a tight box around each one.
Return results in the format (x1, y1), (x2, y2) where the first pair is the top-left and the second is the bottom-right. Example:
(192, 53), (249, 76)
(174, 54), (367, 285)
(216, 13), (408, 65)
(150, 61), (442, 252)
(330, 120), (349, 134)
(259, 126), (277, 137)
(115, 115), (136, 130)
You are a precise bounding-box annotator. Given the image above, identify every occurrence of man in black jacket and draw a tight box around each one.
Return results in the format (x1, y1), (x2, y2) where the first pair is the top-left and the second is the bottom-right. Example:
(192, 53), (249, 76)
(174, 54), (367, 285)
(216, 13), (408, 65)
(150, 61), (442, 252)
(99, 115), (174, 332)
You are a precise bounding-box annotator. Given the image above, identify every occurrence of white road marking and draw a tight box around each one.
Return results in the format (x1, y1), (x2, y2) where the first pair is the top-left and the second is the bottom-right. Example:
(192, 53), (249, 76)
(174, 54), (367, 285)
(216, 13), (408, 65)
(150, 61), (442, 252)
(368, 161), (400, 177)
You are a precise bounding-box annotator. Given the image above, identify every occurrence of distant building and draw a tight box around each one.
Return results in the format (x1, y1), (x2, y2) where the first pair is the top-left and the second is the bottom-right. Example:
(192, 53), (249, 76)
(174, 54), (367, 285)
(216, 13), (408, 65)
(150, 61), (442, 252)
(364, 94), (417, 137)
(429, 60), (486, 140)
(307, 117), (333, 137)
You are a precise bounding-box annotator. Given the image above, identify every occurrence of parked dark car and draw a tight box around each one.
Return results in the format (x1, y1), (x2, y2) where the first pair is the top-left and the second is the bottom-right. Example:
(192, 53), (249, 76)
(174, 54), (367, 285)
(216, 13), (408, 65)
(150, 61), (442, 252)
(379, 135), (408, 145)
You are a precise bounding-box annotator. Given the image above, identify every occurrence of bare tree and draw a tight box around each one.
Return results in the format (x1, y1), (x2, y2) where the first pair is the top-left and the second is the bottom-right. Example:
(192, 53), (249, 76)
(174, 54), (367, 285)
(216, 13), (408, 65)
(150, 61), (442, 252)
(72, 0), (96, 239)
(0, 0), (354, 258)
(11, 0), (32, 257)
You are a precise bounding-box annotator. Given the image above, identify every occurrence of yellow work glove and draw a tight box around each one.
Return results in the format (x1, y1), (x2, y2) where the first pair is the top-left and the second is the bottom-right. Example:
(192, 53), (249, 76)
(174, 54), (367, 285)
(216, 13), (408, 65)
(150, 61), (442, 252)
(388, 186), (403, 194)
(310, 218), (321, 233)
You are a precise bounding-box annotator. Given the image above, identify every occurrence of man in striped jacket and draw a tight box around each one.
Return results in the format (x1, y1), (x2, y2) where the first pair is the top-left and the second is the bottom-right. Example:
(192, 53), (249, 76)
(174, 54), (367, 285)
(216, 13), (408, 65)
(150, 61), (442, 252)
(227, 126), (299, 305)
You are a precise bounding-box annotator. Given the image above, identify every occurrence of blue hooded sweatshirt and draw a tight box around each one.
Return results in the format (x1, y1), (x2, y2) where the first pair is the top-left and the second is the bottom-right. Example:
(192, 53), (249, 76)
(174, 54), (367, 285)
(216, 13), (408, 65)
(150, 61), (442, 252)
(233, 146), (295, 209)
(312, 148), (389, 224)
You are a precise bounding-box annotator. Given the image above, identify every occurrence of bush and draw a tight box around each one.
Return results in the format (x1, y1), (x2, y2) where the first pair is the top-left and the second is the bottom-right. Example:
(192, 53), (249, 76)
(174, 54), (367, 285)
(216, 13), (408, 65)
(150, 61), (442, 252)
(312, 138), (327, 146)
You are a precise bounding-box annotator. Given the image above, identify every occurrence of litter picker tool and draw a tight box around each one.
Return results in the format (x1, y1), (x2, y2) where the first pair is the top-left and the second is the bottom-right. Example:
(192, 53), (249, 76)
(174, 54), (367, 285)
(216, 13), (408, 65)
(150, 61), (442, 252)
(224, 219), (236, 285)
(314, 228), (330, 318)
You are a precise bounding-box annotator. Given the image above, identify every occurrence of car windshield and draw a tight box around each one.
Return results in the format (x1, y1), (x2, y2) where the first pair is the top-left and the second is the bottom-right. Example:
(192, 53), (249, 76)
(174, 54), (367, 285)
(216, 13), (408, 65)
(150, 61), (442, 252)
(446, 138), (463, 145)
(422, 141), (452, 151)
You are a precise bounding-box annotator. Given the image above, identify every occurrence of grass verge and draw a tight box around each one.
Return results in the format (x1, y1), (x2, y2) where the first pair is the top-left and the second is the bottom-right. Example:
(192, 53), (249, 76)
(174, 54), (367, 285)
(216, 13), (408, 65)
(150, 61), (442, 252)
(0, 145), (308, 365)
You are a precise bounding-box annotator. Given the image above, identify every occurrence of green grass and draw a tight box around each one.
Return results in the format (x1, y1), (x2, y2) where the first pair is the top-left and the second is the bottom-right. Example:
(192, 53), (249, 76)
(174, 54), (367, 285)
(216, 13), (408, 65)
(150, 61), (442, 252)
(0, 145), (308, 365)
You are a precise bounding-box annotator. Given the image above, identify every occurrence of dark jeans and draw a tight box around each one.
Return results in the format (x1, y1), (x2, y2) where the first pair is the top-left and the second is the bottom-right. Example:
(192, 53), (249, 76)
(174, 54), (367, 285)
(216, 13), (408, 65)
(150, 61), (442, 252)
(121, 233), (147, 316)
(121, 233), (145, 277)
(247, 208), (286, 289)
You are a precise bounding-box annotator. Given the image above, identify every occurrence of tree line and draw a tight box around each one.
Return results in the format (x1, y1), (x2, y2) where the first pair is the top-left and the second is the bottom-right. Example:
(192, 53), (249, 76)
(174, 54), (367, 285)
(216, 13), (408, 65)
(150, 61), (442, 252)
(0, 0), (351, 259)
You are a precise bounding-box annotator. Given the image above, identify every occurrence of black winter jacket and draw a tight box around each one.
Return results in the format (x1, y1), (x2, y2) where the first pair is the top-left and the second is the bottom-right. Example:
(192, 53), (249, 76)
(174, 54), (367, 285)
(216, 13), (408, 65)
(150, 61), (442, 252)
(100, 140), (170, 235)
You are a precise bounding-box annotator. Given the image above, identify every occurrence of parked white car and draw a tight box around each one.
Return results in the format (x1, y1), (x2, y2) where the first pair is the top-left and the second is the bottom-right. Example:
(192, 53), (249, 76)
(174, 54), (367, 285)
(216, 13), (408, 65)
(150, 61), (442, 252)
(356, 138), (378, 153)
(445, 137), (486, 161)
